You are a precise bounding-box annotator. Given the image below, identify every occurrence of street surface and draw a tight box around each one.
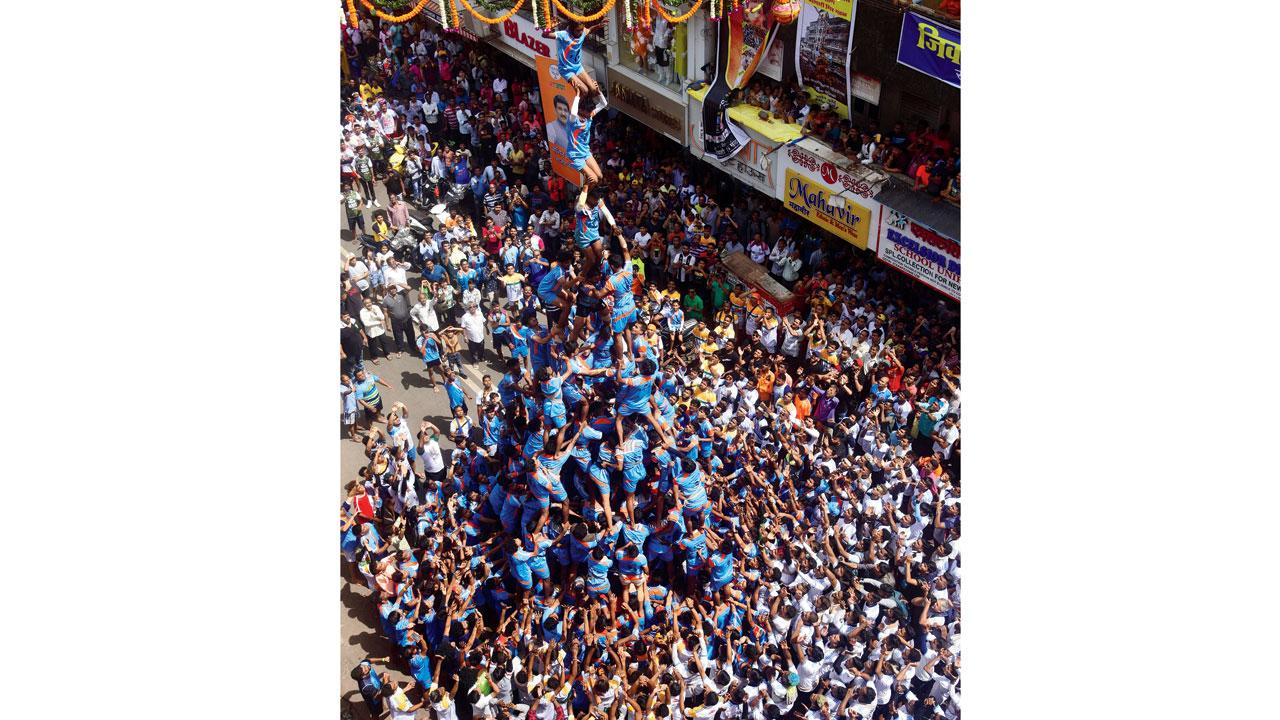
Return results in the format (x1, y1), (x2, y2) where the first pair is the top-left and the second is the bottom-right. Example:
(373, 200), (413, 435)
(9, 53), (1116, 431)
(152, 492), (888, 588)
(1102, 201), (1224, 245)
(338, 179), (504, 712)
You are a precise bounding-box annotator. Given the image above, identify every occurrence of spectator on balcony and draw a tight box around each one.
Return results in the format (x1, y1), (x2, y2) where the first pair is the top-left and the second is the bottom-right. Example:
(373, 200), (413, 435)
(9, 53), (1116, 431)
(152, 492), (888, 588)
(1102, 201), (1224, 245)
(882, 144), (908, 173)
(857, 133), (878, 165)
(941, 173), (961, 204)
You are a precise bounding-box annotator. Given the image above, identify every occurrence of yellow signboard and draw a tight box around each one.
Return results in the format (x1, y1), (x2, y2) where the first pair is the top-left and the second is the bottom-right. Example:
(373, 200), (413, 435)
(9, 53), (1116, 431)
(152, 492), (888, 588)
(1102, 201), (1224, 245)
(782, 168), (873, 249)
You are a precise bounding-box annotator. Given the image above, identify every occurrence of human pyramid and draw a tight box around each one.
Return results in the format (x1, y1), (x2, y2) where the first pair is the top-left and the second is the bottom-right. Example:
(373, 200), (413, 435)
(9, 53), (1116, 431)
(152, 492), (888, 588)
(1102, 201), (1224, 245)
(342, 13), (960, 720)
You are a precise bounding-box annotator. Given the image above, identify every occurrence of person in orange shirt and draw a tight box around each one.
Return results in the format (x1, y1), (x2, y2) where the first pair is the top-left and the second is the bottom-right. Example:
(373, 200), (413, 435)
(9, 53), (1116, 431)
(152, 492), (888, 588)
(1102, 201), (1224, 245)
(792, 391), (812, 422)
(756, 365), (776, 403)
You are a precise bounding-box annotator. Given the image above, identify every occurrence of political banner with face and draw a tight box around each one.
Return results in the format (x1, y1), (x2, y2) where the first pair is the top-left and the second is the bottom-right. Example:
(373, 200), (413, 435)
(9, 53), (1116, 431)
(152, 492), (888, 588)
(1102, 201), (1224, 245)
(535, 55), (582, 185)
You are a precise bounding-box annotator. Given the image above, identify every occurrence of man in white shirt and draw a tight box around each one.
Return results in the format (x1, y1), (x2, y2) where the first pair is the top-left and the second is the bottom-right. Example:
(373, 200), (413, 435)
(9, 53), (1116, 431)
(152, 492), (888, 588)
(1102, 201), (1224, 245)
(383, 257), (410, 291)
(930, 414), (960, 461)
(359, 297), (390, 363)
(496, 137), (515, 166)
(460, 304), (488, 364)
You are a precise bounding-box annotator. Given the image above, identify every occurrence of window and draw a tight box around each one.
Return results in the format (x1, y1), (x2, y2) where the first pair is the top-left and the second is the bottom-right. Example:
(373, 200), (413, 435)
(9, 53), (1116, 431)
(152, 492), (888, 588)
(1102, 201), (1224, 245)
(615, 11), (686, 90)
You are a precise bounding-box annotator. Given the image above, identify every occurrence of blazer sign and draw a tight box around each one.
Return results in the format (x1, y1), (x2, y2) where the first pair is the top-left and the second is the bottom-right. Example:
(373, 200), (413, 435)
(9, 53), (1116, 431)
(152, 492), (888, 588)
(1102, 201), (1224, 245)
(501, 17), (550, 58)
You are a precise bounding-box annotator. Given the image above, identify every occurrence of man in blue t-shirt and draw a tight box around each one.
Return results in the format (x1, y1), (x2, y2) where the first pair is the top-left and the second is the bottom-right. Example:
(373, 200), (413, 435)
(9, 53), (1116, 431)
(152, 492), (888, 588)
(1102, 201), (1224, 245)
(542, 20), (607, 110)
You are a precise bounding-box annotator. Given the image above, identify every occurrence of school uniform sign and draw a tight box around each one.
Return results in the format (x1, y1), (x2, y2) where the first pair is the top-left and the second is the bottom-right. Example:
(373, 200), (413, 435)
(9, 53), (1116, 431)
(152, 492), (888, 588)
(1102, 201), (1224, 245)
(896, 11), (961, 88)
(876, 208), (960, 300)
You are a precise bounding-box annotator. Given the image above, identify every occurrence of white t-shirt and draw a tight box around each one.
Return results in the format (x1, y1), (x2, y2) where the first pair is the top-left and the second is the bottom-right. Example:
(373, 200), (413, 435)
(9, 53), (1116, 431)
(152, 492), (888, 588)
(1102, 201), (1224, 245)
(461, 310), (487, 342)
(421, 437), (445, 472)
(932, 423), (959, 459)
(433, 697), (460, 720)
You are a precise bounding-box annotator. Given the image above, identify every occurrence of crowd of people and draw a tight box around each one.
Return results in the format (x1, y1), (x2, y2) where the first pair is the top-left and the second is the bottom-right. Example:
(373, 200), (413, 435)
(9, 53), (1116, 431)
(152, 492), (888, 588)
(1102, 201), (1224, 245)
(738, 80), (959, 206)
(340, 11), (961, 720)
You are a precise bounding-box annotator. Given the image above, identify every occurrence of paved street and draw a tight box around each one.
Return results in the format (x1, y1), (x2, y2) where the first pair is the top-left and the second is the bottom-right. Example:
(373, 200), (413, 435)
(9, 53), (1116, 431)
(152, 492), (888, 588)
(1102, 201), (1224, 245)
(338, 178), (504, 711)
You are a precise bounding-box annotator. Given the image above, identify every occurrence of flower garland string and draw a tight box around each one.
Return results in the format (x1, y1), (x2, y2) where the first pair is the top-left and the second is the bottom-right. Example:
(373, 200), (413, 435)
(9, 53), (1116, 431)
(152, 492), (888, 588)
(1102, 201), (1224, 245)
(456, 0), (528, 24)
(651, 0), (703, 23)
(358, 0), (431, 22)
(550, 0), (617, 23)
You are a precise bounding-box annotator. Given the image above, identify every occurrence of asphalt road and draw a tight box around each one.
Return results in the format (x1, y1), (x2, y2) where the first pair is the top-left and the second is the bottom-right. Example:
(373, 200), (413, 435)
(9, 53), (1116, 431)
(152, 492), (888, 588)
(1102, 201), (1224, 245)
(338, 178), (504, 713)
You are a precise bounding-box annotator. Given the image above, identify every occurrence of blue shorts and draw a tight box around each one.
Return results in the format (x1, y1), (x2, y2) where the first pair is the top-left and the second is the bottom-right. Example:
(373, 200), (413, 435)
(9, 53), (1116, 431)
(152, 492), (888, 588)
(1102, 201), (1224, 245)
(561, 62), (584, 79)
(619, 395), (651, 417)
(544, 407), (567, 429)
(569, 154), (588, 171)
(575, 232), (600, 249)
(612, 308), (636, 334)
(548, 481), (567, 502)
(562, 382), (585, 407)
(622, 465), (645, 493)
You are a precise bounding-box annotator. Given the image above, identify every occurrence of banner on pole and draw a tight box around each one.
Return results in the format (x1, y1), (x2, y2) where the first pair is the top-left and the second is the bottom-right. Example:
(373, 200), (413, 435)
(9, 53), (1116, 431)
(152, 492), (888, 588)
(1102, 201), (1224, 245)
(794, 0), (855, 117)
(701, 7), (779, 162)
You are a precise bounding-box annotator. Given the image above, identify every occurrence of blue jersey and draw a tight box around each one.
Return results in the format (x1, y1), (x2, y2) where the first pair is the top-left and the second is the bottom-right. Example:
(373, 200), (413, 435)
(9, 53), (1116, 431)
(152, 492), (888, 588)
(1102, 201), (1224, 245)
(617, 550), (648, 579)
(537, 264), (564, 301)
(618, 371), (656, 416)
(567, 114), (592, 160)
(586, 554), (612, 591)
(509, 548), (534, 587)
(677, 532), (708, 568)
(606, 267), (635, 314)
(445, 380), (467, 409)
(621, 522), (651, 550)
(555, 30), (585, 72)
(575, 205), (601, 245)
(675, 466), (709, 510)
(455, 267), (478, 291)
(709, 551), (735, 586)
(498, 372), (521, 406)
(419, 335), (440, 362)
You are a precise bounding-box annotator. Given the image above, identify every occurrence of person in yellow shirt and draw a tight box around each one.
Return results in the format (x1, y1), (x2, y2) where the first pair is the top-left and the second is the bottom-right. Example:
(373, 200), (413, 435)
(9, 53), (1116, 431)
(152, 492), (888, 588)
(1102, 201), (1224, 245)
(711, 319), (735, 344)
(358, 79), (383, 103)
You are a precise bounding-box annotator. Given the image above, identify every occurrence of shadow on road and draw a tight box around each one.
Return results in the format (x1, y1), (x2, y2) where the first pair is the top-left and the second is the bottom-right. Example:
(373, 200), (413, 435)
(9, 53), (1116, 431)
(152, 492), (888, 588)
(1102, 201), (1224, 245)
(348, 630), (394, 657)
(341, 582), (382, 628)
(400, 370), (430, 389)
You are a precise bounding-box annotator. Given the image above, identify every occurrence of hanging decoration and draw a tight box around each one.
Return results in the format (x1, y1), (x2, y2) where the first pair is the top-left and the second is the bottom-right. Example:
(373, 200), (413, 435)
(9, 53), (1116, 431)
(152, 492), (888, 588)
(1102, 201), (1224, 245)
(342, 0), (795, 34)
(651, 0), (704, 24)
(358, 0), (432, 23)
(549, 0), (617, 23)
(456, 0), (527, 23)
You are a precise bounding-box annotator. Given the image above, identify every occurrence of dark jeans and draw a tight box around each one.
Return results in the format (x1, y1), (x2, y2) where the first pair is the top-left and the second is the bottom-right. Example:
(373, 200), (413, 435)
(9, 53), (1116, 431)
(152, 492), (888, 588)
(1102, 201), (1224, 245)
(467, 338), (485, 364)
(366, 333), (390, 360)
(341, 353), (362, 379)
(390, 317), (416, 354)
(358, 176), (376, 202)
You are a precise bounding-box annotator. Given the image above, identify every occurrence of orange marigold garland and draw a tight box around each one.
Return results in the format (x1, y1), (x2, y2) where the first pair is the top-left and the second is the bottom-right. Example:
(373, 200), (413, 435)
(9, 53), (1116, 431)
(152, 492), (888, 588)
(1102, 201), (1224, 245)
(358, 0), (431, 22)
(550, 0), (617, 23)
(652, 0), (704, 23)
(456, 0), (528, 23)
